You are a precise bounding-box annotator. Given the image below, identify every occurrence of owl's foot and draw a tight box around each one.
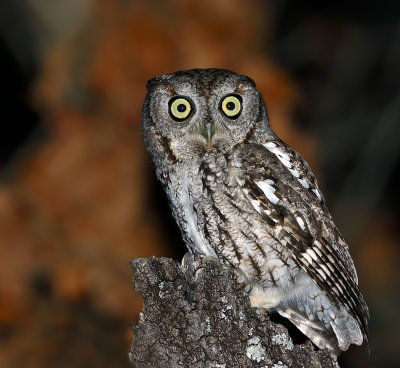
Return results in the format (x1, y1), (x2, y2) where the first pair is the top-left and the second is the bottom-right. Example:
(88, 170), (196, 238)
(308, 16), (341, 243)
(181, 252), (253, 293)
(223, 265), (253, 293)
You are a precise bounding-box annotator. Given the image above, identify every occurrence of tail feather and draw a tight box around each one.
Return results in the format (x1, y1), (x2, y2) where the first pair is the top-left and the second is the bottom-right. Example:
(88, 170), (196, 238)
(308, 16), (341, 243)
(277, 304), (364, 354)
(277, 308), (339, 353)
(330, 311), (363, 351)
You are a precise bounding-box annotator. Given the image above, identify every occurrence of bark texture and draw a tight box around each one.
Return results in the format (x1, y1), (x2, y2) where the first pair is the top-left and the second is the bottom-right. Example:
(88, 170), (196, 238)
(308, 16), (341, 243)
(130, 253), (340, 368)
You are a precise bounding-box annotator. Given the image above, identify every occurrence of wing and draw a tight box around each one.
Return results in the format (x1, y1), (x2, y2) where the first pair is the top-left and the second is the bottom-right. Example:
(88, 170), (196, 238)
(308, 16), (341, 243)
(232, 140), (369, 338)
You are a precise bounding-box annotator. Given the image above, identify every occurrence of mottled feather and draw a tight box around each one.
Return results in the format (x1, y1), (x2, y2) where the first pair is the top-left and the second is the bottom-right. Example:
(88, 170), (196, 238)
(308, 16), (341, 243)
(233, 143), (369, 339)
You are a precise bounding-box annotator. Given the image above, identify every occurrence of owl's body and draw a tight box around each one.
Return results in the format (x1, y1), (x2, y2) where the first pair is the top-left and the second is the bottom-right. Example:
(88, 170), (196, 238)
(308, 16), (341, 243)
(142, 69), (369, 353)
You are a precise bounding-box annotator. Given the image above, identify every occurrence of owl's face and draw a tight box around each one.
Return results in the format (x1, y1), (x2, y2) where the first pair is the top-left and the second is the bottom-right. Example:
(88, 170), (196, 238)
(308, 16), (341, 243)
(143, 69), (271, 163)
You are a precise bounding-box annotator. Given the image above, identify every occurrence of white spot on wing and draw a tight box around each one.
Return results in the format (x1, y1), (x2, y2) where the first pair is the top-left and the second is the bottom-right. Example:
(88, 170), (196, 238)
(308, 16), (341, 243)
(289, 168), (300, 178)
(280, 157), (292, 168)
(326, 262), (335, 273)
(313, 246), (323, 257)
(246, 192), (264, 216)
(263, 141), (277, 149)
(298, 178), (310, 189)
(302, 252), (313, 264)
(267, 211), (279, 222)
(320, 264), (331, 277)
(244, 189), (279, 223)
(316, 267), (327, 280)
(306, 248), (318, 262)
(296, 216), (306, 231)
(312, 188), (323, 201)
(256, 179), (279, 205)
(314, 240), (323, 249)
(263, 142), (292, 165)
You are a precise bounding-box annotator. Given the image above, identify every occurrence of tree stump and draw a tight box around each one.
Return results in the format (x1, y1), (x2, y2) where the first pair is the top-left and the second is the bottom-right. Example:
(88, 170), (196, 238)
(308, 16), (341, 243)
(130, 253), (340, 368)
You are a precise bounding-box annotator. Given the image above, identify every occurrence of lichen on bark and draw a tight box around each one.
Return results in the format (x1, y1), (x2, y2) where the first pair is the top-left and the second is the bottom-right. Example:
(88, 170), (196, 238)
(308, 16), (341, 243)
(130, 253), (340, 368)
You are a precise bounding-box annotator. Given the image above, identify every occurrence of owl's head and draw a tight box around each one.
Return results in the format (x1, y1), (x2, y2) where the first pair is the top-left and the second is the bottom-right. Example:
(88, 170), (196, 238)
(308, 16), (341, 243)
(142, 68), (272, 164)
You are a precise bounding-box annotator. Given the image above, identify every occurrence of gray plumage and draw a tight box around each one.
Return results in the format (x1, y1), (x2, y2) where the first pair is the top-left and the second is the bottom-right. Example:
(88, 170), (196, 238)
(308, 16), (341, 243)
(142, 68), (369, 353)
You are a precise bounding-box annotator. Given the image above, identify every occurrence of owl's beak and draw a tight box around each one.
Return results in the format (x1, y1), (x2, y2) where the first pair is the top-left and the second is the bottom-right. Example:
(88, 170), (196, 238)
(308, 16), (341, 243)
(202, 122), (214, 147)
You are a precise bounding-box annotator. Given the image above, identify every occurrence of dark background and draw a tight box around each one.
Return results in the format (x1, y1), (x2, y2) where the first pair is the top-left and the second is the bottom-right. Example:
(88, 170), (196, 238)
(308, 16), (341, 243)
(0, 1), (399, 367)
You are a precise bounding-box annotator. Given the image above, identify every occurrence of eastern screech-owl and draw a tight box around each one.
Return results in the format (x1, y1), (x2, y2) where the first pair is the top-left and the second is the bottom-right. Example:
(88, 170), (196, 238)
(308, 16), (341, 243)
(142, 68), (368, 353)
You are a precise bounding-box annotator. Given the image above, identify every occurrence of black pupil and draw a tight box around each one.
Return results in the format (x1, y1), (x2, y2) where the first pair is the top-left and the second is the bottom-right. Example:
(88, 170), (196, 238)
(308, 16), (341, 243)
(177, 103), (186, 113)
(226, 101), (236, 110)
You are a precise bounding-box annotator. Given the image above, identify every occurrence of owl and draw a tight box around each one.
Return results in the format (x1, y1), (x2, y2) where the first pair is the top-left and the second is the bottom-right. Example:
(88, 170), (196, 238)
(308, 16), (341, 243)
(142, 68), (369, 354)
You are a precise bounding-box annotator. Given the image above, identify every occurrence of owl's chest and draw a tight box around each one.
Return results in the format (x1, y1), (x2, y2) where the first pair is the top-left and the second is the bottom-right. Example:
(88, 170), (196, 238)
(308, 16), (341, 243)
(165, 155), (238, 255)
(166, 155), (270, 256)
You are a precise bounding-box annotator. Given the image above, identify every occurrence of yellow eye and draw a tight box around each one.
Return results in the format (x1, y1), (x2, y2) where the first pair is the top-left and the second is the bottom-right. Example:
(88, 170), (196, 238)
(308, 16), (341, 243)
(221, 95), (242, 118)
(169, 97), (192, 121)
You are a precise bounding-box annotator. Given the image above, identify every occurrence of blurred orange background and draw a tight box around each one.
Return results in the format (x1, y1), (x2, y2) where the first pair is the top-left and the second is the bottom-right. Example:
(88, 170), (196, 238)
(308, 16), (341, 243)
(0, 1), (399, 367)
